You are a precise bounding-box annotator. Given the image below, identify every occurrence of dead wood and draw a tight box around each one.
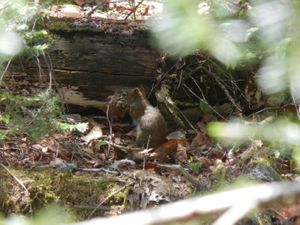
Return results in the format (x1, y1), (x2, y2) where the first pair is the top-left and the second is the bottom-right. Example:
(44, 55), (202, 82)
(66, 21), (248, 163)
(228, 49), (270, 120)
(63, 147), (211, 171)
(12, 17), (160, 111)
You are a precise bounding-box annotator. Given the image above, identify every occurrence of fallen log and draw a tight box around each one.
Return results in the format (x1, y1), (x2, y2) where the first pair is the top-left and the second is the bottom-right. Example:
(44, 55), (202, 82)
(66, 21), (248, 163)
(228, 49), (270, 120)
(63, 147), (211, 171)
(17, 17), (160, 110)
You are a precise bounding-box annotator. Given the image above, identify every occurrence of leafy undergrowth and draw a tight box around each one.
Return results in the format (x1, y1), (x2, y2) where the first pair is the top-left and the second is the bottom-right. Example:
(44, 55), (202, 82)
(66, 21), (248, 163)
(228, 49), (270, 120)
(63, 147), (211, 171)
(1, 64), (299, 225)
(2, 1), (300, 224)
(0, 110), (194, 219)
(0, 71), (298, 223)
(0, 106), (299, 223)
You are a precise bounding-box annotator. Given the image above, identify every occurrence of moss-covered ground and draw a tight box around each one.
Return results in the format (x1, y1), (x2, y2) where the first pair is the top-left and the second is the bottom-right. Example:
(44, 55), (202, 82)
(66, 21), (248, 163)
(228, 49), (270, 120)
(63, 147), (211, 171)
(0, 168), (126, 219)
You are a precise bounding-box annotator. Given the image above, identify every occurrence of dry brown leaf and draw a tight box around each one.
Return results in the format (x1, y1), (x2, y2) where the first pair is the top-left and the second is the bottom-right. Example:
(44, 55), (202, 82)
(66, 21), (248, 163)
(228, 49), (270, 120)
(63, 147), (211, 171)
(190, 132), (205, 147)
(155, 139), (188, 163)
(32, 144), (43, 151)
(192, 130), (212, 147)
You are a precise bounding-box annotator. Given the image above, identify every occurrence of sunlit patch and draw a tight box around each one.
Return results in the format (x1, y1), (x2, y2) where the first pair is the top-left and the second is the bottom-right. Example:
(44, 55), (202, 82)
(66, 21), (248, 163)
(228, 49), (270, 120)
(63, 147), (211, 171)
(249, 0), (292, 46)
(0, 32), (23, 56)
(256, 55), (288, 94)
(219, 20), (249, 43)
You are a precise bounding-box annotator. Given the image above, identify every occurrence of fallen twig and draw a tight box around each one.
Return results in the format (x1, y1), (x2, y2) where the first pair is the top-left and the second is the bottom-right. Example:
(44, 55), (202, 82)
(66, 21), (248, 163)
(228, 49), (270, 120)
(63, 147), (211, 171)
(0, 163), (29, 194)
(106, 105), (113, 156)
(203, 67), (242, 113)
(183, 83), (226, 120)
(87, 181), (134, 219)
(125, 0), (144, 20)
(78, 167), (119, 174)
(109, 142), (150, 153)
(0, 57), (12, 84)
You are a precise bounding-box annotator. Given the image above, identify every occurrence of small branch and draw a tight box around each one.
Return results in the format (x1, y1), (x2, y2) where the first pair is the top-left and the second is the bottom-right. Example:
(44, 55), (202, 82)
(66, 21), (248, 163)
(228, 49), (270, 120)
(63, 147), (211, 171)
(291, 96), (300, 118)
(86, 5), (98, 17)
(0, 57), (12, 84)
(183, 84), (226, 120)
(87, 181), (134, 219)
(0, 163), (29, 194)
(213, 201), (256, 225)
(157, 164), (203, 191)
(125, 0), (144, 20)
(203, 68), (242, 112)
(109, 142), (149, 153)
(44, 52), (54, 90)
(106, 105), (113, 156)
(77, 167), (119, 174)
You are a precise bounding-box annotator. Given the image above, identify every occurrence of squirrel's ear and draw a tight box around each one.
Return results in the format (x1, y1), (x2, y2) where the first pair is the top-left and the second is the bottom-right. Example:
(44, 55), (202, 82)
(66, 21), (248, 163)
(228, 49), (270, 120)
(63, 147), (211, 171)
(131, 87), (140, 95)
(138, 86), (147, 96)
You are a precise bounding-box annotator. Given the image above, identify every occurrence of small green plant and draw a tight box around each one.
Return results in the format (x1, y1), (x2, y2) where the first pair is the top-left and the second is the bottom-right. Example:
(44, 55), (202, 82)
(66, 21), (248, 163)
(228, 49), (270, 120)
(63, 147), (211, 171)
(0, 0), (65, 141)
(199, 98), (208, 113)
(188, 156), (202, 171)
(95, 140), (109, 149)
(0, 90), (86, 142)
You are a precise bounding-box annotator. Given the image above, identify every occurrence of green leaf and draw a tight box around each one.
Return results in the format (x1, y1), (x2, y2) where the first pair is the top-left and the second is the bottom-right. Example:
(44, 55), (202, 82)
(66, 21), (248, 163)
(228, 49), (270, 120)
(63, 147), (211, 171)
(0, 114), (10, 124)
(189, 162), (202, 171)
(29, 119), (51, 141)
(0, 130), (8, 141)
(199, 99), (208, 113)
(56, 122), (88, 133)
(95, 140), (108, 149)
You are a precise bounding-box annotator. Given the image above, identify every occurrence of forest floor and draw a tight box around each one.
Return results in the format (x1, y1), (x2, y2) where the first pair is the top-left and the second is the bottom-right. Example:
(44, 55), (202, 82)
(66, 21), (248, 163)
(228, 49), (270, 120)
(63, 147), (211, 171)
(1, 70), (299, 224)
(1, 1), (300, 225)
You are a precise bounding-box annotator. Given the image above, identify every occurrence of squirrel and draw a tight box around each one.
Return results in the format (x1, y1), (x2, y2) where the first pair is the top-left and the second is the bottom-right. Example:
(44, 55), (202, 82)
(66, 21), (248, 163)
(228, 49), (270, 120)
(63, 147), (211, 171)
(126, 88), (168, 148)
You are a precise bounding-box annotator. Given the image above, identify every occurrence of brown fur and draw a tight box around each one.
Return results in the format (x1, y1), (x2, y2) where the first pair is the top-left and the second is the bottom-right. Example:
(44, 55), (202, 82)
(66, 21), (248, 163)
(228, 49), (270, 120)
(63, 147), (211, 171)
(127, 88), (168, 148)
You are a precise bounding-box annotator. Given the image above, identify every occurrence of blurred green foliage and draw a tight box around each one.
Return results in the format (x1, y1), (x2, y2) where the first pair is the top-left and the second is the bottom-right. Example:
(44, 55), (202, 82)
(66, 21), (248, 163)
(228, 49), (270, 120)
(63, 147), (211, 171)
(0, 0), (86, 141)
(0, 0), (52, 73)
(150, 0), (299, 90)
(1, 1), (41, 62)
(150, 0), (300, 154)
(0, 204), (74, 225)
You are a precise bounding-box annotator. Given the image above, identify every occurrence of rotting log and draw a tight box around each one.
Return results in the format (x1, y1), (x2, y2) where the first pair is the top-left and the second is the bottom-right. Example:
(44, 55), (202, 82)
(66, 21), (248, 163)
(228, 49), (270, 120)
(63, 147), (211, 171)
(9, 17), (269, 118)
(15, 17), (160, 110)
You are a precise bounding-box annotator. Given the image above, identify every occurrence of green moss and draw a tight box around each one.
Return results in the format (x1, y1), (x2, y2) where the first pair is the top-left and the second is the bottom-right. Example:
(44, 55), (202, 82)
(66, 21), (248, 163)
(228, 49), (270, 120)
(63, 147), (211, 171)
(46, 20), (114, 33)
(47, 21), (72, 32)
(0, 192), (18, 215)
(0, 170), (20, 215)
(250, 158), (272, 167)
(47, 20), (102, 33)
(56, 0), (74, 4)
(53, 172), (126, 217)
(29, 185), (58, 212)
(0, 168), (125, 219)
